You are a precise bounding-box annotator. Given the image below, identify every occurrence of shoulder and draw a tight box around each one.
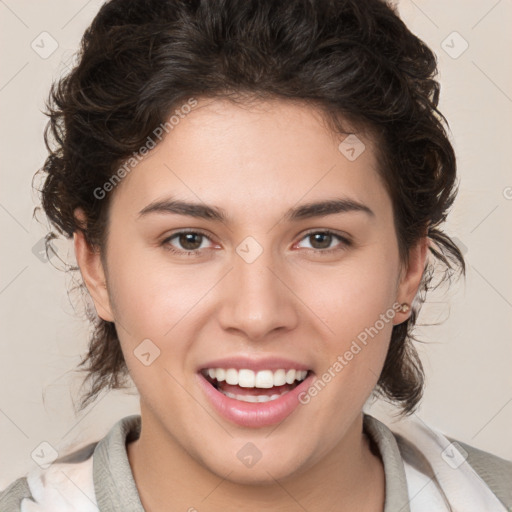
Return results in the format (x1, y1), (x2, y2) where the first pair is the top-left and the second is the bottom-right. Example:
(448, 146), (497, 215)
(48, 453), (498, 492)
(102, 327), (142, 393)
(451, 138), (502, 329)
(0, 441), (98, 512)
(455, 438), (512, 508)
(0, 477), (33, 512)
(0, 415), (141, 512)
(365, 412), (512, 511)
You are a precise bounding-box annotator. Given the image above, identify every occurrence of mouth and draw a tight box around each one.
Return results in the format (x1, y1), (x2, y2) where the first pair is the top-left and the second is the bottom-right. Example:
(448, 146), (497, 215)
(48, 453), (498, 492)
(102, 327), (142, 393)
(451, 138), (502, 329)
(199, 367), (312, 403)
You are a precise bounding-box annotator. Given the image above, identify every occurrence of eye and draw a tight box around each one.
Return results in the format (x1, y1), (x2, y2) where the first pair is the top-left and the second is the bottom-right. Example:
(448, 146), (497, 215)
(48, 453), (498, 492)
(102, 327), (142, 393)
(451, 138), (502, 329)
(161, 229), (352, 257)
(161, 229), (216, 256)
(295, 230), (352, 253)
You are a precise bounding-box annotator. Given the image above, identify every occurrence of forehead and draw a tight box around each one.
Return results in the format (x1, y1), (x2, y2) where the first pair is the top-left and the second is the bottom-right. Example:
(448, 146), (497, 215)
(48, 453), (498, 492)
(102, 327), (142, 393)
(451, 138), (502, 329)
(108, 97), (389, 221)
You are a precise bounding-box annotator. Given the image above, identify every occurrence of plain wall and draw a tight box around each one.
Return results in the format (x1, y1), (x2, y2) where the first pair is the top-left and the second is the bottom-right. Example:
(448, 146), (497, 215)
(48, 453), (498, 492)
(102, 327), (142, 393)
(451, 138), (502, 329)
(1, 0), (511, 487)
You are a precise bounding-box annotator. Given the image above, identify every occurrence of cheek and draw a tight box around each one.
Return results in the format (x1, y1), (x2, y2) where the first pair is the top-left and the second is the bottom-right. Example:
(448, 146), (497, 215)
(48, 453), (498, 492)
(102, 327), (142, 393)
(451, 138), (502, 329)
(296, 243), (400, 339)
(295, 244), (399, 398)
(302, 292), (394, 426)
(105, 240), (209, 333)
(104, 243), (223, 393)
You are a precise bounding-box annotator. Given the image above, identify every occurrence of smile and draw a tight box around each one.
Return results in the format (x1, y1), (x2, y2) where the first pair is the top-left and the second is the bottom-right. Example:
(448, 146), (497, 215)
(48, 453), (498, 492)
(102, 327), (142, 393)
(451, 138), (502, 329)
(197, 363), (315, 428)
(201, 368), (309, 403)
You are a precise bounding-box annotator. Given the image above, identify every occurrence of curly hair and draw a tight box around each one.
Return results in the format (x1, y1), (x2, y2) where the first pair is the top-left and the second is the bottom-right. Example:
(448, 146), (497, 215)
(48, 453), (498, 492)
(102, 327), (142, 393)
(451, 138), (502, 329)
(37, 0), (465, 415)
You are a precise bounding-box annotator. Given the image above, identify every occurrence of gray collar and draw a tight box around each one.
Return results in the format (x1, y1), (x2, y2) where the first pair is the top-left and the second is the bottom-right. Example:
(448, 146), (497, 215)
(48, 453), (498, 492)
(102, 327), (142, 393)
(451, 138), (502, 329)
(93, 414), (144, 511)
(92, 414), (410, 511)
(364, 414), (411, 512)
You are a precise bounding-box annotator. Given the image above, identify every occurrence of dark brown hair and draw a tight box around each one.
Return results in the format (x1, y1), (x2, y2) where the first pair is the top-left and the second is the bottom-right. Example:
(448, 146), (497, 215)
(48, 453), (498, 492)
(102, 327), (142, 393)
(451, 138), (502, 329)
(37, 0), (465, 415)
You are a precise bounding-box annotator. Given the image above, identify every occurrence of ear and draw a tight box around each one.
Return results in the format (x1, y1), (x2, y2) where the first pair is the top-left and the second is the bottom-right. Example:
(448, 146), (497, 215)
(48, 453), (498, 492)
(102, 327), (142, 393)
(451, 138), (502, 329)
(394, 235), (429, 325)
(73, 208), (115, 322)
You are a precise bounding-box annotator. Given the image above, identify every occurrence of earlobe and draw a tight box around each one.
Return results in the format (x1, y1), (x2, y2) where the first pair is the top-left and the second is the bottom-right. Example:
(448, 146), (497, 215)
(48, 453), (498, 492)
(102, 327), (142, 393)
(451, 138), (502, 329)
(395, 236), (429, 323)
(73, 209), (115, 322)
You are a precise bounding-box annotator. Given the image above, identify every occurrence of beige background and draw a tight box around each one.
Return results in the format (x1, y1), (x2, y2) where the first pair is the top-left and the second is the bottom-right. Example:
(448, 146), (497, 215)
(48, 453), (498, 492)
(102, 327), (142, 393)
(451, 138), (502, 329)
(1, 0), (511, 487)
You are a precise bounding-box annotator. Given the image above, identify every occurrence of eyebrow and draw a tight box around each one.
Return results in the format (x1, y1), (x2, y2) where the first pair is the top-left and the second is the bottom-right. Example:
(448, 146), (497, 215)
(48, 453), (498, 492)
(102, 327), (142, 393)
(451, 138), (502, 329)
(137, 197), (375, 222)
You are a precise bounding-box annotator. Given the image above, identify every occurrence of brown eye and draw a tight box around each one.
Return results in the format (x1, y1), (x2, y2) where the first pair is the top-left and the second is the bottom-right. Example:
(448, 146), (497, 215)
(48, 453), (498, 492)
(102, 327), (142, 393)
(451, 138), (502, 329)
(309, 232), (333, 250)
(177, 232), (204, 251)
(296, 230), (352, 253)
(161, 230), (213, 256)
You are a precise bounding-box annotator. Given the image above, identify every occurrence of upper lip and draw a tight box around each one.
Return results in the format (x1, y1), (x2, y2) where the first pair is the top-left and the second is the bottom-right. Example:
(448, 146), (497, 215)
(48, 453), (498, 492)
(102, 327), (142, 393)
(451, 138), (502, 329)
(198, 356), (312, 373)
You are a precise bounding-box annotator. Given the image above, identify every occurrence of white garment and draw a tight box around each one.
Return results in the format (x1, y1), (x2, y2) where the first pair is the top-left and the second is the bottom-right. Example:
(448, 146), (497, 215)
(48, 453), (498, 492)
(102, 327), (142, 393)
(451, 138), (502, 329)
(391, 415), (508, 512)
(19, 415), (508, 512)
(403, 461), (450, 511)
(21, 457), (98, 512)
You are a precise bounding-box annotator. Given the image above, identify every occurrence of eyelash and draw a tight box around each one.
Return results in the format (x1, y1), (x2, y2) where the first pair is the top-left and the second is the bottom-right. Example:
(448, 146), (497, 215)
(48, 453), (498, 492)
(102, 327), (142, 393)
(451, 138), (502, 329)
(161, 229), (352, 257)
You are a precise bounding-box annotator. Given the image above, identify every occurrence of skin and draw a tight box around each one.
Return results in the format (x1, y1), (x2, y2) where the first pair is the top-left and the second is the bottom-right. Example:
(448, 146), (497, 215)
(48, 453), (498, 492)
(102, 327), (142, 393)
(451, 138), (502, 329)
(74, 97), (428, 511)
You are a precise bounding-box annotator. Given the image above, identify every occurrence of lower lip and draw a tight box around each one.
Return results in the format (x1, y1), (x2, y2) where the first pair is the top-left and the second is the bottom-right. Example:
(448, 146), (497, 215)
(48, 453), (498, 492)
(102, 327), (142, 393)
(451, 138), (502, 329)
(197, 372), (315, 428)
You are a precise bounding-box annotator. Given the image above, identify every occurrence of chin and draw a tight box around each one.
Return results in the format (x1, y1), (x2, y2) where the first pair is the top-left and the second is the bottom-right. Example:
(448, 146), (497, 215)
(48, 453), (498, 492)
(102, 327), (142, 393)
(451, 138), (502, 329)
(196, 443), (312, 486)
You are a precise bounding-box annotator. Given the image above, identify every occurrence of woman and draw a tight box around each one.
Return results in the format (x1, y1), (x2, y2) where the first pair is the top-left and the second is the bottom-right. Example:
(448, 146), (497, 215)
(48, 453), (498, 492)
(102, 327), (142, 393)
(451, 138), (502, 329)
(1, 0), (510, 510)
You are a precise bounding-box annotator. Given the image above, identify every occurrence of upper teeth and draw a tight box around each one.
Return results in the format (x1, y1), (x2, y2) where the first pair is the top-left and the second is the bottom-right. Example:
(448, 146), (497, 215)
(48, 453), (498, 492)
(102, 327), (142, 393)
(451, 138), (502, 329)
(205, 368), (308, 388)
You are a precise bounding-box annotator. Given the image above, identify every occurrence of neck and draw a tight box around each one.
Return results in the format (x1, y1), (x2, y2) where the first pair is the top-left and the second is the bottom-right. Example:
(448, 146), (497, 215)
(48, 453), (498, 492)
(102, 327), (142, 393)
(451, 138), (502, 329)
(127, 406), (385, 512)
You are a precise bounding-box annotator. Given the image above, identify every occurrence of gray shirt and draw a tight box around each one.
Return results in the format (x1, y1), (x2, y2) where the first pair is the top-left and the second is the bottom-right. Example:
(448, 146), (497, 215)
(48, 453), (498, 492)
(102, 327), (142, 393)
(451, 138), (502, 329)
(1, 414), (511, 511)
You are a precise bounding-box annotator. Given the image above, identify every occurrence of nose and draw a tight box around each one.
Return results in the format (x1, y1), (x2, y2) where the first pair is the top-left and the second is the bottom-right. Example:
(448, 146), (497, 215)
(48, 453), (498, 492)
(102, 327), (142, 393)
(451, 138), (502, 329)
(217, 245), (300, 341)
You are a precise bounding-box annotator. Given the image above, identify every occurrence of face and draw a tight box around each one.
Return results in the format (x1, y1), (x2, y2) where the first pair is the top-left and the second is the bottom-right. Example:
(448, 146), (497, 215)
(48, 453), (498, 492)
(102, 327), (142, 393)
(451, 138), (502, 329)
(77, 97), (424, 484)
